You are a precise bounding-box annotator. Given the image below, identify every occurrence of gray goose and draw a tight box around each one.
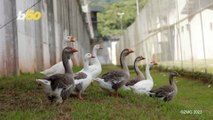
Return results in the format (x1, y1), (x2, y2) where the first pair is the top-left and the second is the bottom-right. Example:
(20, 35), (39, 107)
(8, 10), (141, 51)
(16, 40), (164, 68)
(36, 47), (78, 104)
(149, 71), (180, 102)
(95, 48), (134, 97)
(126, 56), (145, 86)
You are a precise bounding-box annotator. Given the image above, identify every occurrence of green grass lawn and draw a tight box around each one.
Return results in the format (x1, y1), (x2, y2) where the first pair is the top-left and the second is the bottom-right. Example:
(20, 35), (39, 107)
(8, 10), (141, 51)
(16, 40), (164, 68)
(0, 65), (212, 120)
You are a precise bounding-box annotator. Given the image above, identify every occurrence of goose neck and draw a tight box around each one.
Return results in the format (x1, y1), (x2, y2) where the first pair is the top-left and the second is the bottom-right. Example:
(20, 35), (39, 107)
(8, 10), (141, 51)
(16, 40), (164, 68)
(169, 75), (177, 91)
(62, 54), (73, 74)
(145, 64), (152, 81)
(92, 48), (97, 57)
(134, 60), (143, 77)
(120, 53), (130, 77)
(83, 58), (89, 70)
(92, 48), (100, 65)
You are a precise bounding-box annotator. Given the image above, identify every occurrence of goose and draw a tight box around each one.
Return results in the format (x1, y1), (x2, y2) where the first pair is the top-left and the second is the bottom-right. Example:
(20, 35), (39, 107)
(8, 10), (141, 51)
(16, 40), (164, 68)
(64, 35), (76, 43)
(88, 44), (103, 79)
(71, 53), (95, 99)
(148, 71), (179, 102)
(36, 47), (78, 104)
(40, 37), (75, 77)
(95, 48), (134, 97)
(126, 56), (146, 86)
(129, 60), (157, 95)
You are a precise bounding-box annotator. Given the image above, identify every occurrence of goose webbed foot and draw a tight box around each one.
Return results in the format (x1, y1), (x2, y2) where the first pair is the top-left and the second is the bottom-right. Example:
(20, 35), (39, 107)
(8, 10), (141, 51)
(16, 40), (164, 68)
(55, 97), (63, 105)
(48, 95), (56, 104)
(81, 92), (87, 96)
(77, 92), (83, 100)
(114, 90), (119, 97)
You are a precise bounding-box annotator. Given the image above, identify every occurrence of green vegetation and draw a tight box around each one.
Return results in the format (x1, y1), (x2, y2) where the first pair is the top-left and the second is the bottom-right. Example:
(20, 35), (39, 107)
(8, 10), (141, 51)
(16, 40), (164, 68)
(81, 0), (123, 6)
(155, 59), (213, 84)
(0, 65), (212, 119)
(97, 0), (147, 36)
(155, 65), (213, 85)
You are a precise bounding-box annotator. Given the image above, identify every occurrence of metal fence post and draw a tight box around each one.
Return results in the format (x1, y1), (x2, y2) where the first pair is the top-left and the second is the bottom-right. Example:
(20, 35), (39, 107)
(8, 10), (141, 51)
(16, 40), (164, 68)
(168, 26), (175, 69)
(199, 0), (207, 73)
(187, 23), (194, 72)
(175, 0), (183, 70)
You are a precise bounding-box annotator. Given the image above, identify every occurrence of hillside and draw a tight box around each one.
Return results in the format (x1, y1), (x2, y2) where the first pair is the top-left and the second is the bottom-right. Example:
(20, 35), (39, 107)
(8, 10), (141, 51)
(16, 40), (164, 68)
(97, 0), (147, 37)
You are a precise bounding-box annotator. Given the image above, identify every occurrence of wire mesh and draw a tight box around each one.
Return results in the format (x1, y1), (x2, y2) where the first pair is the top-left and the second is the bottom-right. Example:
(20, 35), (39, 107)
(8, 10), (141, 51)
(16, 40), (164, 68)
(116, 0), (213, 73)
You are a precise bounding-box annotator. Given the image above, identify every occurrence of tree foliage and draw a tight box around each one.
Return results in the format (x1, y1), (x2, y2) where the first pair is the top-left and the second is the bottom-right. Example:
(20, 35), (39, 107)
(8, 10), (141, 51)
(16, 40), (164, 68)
(97, 0), (147, 37)
(81, 0), (123, 7)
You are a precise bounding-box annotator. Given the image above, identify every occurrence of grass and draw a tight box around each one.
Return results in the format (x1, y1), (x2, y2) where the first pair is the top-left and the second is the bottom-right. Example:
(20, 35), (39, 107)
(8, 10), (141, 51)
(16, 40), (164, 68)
(0, 65), (213, 120)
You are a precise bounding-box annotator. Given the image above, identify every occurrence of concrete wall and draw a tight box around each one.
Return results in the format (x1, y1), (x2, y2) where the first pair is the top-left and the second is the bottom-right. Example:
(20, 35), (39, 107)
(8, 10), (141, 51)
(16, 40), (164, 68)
(0, 0), (19, 76)
(0, 0), (91, 76)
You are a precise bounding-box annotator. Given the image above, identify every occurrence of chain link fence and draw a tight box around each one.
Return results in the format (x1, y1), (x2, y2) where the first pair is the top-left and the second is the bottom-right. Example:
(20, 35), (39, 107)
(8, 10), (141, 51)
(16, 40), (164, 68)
(116, 0), (213, 73)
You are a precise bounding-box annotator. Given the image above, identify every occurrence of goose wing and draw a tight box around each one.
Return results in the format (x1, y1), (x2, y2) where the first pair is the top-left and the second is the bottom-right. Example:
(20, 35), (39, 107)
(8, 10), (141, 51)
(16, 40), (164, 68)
(150, 85), (174, 98)
(45, 74), (74, 91)
(126, 79), (141, 86)
(74, 72), (87, 80)
(101, 70), (128, 90)
(101, 70), (128, 82)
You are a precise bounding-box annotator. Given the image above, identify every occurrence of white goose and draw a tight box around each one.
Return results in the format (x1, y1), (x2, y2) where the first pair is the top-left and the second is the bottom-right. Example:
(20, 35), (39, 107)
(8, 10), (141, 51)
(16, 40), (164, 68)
(95, 48), (134, 97)
(72, 53), (95, 99)
(129, 60), (157, 95)
(36, 47), (78, 104)
(88, 44), (103, 79)
(40, 36), (75, 77)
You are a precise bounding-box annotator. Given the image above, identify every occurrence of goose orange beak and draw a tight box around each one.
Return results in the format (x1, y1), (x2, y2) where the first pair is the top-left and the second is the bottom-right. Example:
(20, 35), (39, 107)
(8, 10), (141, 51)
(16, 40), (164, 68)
(70, 36), (75, 42)
(128, 49), (134, 53)
(151, 60), (158, 65)
(71, 48), (78, 52)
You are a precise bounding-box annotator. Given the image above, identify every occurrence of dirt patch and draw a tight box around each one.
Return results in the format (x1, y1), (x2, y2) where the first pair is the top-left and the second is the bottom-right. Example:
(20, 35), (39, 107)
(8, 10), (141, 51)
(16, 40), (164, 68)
(0, 87), (74, 119)
(0, 88), (47, 112)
